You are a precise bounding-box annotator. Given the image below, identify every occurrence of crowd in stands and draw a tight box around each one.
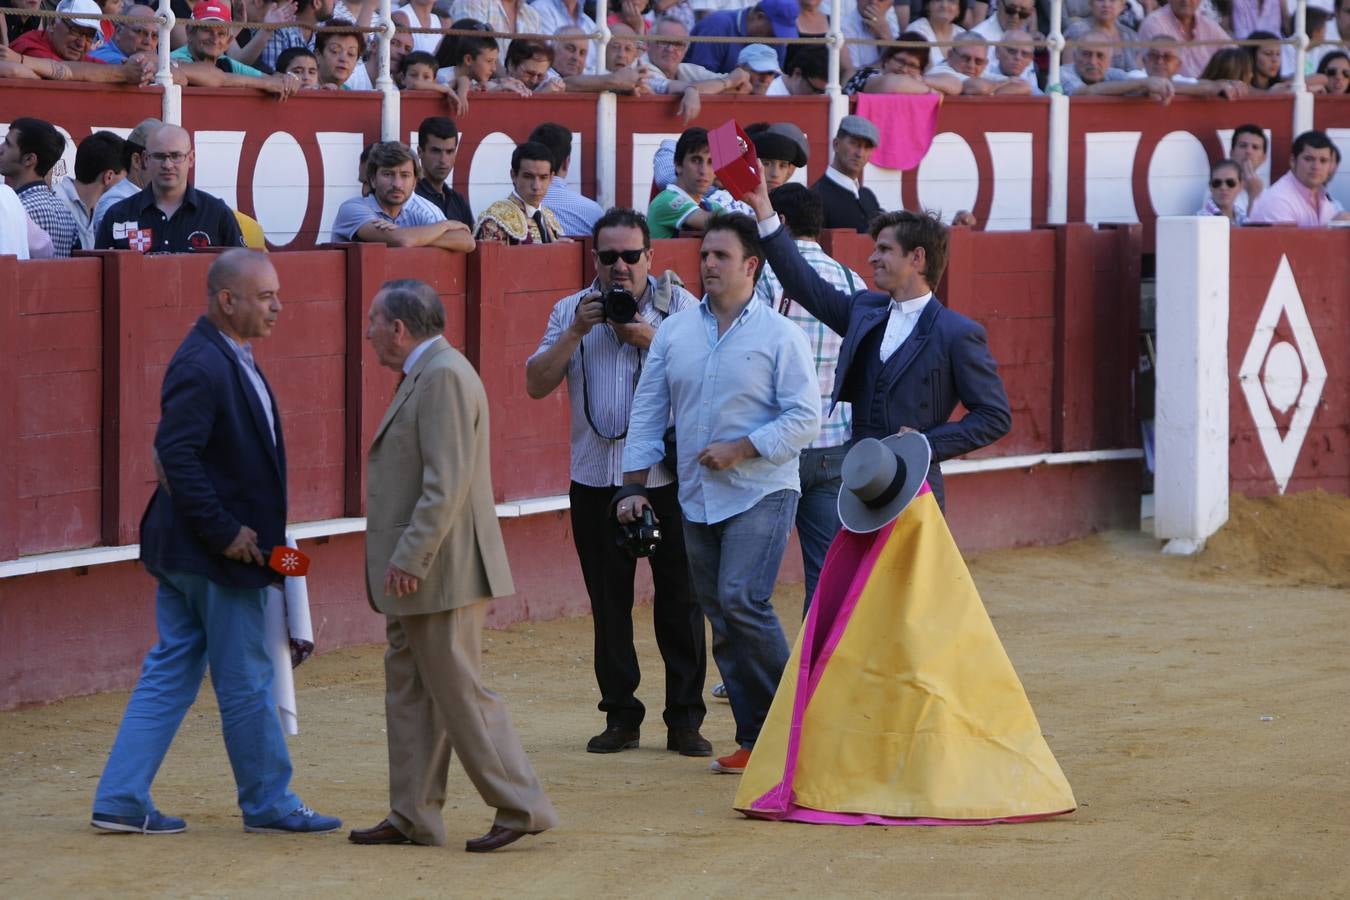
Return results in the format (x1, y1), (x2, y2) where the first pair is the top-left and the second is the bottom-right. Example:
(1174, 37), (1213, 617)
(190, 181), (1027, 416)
(2, 0), (1349, 256)
(2, 0), (1348, 101)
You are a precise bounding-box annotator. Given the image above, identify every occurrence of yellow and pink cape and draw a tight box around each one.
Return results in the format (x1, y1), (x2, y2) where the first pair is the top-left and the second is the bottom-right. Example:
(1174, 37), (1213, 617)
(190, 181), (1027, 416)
(734, 484), (1076, 825)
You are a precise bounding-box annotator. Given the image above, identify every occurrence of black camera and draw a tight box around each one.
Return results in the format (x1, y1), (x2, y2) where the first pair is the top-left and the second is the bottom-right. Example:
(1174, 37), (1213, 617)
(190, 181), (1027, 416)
(617, 508), (662, 558)
(602, 286), (639, 324)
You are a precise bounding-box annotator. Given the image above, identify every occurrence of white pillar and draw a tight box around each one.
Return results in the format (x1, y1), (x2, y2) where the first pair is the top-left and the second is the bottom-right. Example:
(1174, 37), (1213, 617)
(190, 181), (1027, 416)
(1046, 92), (1068, 224)
(1292, 0), (1308, 92)
(1154, 216), (1231, 555)
(826, 0), (843, 99)
(596, 91), (617, 210)
(157, 0), (180, 124)
(377, 0), (398, 141)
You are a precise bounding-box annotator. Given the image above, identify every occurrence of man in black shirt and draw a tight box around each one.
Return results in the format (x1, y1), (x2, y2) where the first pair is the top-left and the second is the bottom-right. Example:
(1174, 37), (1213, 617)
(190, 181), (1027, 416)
(810, 115), (882, 233)
(95, 124), (244, 253)
(414, 116), (474, 227)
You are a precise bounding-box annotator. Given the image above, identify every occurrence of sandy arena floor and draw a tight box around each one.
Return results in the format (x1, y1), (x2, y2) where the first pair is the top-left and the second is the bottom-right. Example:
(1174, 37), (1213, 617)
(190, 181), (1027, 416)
(2, 495), (1347, 898)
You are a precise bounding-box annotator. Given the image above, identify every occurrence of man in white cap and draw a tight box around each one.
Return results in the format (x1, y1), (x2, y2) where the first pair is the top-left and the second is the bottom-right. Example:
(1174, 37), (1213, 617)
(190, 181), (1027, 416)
(811, 115), (882, 233)
(736, 43), (781, 95)
(9, 0), (105, 63)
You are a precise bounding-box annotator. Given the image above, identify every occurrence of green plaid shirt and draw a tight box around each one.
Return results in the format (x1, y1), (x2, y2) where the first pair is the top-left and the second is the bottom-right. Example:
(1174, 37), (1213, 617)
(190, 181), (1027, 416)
(755, 238), (862, 450)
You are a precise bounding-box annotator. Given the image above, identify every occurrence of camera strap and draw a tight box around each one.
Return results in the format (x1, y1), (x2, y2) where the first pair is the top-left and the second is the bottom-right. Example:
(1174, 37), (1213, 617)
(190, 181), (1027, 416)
(578, 279), (670, 443)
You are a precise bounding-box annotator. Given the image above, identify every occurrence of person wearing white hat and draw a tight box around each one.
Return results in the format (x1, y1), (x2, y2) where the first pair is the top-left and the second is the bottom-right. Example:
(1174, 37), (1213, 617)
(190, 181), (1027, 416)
(8, 0), (104, 63)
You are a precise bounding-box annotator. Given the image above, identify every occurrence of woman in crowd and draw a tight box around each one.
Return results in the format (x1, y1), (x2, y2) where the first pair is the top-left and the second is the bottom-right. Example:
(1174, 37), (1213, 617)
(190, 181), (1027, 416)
(906, 0), (966, 69)
(1247, 30), (1289, 91)
(1316, 50), (1350, 94)
(1199, 47), (1254, 85)
(796, 0), (829, 38)
(843, 35), (933, 93)
(1197, 158), (1247, 225)
(1063, 0), (1140, 72)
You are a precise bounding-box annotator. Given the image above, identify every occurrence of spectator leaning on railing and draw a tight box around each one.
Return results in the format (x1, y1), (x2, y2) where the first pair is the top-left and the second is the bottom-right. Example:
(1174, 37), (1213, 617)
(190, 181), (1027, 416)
(927, 32), (1033, 94)
(332, 140), (475, 248)
(642, 16), (749, 90)
(766, 43), (828, 93)
(843, 33), (931, 94)
(315, 20), (361, 87)
(736, 42), (781, 93)
(1130, 34), (1248, 98)
(89, 3), (158, 64)
(1057, 29), (1176, 102)
(0, 118), (79, 258)
(172, 1), (303, 97)
(505, 37), (565, 91)
(276, 45), (322, 86)
(532, 0), (599, 73)
(95, 125), (245, 253)
(1318, 50), (1350, 94)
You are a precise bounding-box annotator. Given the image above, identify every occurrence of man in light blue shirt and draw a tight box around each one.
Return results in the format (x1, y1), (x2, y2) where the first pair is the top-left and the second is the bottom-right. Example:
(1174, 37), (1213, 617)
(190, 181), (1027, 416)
(618, 213), (820, 776)
(90, 4), (159, 64)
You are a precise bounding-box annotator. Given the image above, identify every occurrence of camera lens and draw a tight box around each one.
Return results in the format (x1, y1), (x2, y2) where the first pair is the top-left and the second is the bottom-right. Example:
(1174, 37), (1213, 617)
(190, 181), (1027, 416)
(603, 287), (638, 324)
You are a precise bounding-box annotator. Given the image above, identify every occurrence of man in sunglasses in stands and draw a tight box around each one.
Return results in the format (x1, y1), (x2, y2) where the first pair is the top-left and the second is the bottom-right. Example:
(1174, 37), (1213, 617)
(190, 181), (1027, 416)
(524, 208), (712, 762)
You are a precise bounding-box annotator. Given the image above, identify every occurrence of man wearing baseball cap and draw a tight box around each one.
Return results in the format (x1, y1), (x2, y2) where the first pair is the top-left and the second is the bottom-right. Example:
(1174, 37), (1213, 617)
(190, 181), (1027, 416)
(736, 44), (781, 94)
(171, 1), (301, 96)
(687, 0), (798, 74)
(8, 0), (107, 63)
(811, 115), (882, 233)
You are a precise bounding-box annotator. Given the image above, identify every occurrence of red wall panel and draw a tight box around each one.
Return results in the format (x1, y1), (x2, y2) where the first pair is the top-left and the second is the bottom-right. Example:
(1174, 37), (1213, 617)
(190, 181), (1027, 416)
(1228, 229), (1350, 497)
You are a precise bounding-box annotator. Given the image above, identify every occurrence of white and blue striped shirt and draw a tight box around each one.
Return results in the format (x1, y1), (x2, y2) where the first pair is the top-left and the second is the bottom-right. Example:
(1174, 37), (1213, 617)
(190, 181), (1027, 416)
(543, 180), (605, 238)
(529, 275), (698, 488)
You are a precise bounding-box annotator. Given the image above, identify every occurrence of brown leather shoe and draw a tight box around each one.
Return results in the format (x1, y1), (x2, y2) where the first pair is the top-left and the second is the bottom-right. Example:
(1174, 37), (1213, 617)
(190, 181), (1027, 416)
(464, 824), (537, 853)
(349, 819), (413, 845)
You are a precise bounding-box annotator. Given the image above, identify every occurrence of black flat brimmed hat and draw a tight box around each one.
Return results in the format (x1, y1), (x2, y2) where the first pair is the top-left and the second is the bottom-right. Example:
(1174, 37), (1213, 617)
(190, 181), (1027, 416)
(752, 123), (809, 168)
(837, 432), (931, 533)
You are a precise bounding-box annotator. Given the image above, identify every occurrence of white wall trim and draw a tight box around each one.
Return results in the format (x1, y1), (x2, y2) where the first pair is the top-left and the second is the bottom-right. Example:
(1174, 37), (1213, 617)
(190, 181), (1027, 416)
(1, 446), (1142, 580)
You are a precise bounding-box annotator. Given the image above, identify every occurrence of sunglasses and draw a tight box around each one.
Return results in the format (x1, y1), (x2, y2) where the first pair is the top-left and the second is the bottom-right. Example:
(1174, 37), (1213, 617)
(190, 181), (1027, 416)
(1001, 2), (1034, 18)
(597, 248), (645, 265)
(1327, 67), (1350, 77)
(1210, 177), (1238, 188)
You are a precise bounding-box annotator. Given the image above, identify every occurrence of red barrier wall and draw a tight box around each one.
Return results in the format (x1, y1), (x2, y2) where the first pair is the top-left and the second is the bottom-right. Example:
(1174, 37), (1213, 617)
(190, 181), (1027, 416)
(0, 257), (104, 557)
(0, 231), (1141, 708)
(1227, 229), (1349, 497)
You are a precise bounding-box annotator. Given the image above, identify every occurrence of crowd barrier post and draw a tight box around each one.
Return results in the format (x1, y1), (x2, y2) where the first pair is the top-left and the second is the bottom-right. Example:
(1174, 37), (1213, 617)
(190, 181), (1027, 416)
(827, 0), (847, 138)
(595, 0), (616, 207)
(1154, 216), (1231, 555)
(157, 0), (180, 124)
(377, 0), (399, 140)
(1291, 0), (1315, 133)
(1046, 0), (1067, 223)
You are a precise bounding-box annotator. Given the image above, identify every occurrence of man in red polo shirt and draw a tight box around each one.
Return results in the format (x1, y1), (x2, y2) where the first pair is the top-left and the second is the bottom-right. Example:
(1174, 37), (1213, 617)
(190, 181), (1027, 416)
(9, 0), (106, 62)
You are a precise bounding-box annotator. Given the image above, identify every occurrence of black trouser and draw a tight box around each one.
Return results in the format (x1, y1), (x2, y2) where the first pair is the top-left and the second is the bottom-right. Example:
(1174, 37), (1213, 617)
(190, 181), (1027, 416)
(569, 481), (706, 731)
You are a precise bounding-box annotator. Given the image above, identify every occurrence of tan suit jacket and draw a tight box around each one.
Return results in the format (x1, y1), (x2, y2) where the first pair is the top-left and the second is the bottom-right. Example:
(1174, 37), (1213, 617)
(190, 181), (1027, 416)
(365, 337), (514, 616)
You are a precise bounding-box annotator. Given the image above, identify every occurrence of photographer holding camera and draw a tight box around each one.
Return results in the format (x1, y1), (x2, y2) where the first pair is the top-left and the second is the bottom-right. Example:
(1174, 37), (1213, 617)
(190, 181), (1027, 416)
(525, 208), (711, 759)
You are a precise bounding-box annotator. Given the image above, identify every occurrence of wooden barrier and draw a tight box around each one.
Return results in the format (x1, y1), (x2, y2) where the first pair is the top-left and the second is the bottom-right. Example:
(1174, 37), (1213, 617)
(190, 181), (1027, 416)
(0, 231), (1145, 708)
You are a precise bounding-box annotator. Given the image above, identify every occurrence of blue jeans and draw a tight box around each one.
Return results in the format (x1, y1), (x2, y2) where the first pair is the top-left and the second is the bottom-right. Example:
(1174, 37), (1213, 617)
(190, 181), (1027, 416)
(93, 569), (300, 827)
(796, 444), (848, 617)
(683, 489), (797, 749)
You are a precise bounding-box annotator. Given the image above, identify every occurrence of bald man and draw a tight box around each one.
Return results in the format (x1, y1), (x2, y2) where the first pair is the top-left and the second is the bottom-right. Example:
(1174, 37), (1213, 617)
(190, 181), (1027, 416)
(92, 250), (341, 835)
(95, 125), (245, 253)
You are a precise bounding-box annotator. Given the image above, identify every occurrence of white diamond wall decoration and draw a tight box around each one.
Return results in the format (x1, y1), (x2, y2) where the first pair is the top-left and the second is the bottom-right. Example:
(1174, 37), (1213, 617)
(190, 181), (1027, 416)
(1236, 256), (1327, 494)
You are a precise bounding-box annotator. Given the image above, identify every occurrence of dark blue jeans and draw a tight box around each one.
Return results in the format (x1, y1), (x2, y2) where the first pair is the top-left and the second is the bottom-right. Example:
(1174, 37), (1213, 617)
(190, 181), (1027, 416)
(682, 489), (797, 749)
(796, 444), (848, 617)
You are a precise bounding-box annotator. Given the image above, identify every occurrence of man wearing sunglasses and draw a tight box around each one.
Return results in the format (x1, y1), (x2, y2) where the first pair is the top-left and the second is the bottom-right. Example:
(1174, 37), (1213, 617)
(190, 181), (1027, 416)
(95, 125), (245, 253)
(525, 208), (711, 759)
(968, 0), (1041, 88)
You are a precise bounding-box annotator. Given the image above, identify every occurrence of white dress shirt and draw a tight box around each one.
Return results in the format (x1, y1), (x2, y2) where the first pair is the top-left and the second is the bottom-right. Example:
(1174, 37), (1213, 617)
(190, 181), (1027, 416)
(823, 165), (861, 198)
(403, 336), (440, 375)
(879, 293), (931, 362)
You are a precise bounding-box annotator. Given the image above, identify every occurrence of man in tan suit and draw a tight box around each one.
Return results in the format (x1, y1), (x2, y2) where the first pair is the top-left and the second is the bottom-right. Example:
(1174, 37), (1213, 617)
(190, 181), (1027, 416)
(349, 278), (559, 852)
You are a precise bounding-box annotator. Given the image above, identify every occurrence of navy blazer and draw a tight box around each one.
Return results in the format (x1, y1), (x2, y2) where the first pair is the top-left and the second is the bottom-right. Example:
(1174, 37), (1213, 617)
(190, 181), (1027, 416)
(760, 225), (1012, 506)
(139, 316), (288, 589)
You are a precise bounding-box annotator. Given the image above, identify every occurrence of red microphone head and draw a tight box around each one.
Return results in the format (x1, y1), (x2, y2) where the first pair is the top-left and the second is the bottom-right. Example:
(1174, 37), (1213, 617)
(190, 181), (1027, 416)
(269, 545), (310, 577)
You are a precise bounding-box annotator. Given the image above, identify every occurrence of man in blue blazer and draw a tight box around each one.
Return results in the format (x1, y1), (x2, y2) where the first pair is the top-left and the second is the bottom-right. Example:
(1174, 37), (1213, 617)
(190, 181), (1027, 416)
(92, 249), (340, 836)
(743, 177), (1011, 510)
